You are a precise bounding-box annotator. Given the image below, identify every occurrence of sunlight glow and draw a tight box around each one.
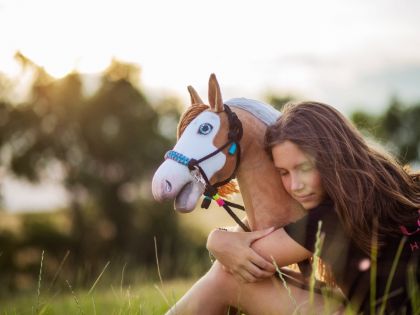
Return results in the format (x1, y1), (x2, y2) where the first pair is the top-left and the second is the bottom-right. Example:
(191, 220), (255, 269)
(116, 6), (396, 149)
(0, 0), (419, 211)
(1, 0), (420, 110)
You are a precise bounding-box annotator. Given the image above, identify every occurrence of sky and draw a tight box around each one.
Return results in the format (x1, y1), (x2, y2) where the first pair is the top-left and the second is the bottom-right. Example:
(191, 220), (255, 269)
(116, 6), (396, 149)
(1, 0), (420, 211)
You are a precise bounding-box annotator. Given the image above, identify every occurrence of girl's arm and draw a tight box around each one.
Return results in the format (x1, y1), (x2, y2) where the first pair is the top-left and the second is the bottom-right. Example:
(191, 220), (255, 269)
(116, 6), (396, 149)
(207, 227), (312, 282)
(251, 227), (312, 266)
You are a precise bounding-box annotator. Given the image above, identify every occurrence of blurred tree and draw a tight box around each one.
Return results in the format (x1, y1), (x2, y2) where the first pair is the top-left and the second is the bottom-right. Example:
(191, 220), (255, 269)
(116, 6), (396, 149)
(0, 54), (184, 268)
(0, 72), (15, 209)
(0, 73), (12, 101)
(266, 94), (296, 111)
(351, 97), (420, 165)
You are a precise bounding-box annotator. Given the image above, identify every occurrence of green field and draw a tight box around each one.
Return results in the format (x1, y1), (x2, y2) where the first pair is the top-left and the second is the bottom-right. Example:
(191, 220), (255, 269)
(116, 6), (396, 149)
(0, 201), (240, 315)
(0, 279), (194, 315)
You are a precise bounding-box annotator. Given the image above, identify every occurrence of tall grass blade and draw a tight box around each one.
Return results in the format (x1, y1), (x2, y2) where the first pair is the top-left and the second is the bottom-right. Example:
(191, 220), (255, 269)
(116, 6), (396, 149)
(370, 221), (378, 315)
(154, 284), (170, 306)
(36, 250), (45, 314)
(378, 236), (406, 315)
(309, 221), (324, 307)
(271, 256), (298, 308)
(154, 236), (169, 306)
(120, 262), (127, 296)
(126, 285), (132, 313)
(88, 261), (110, 295)
(91, 296), (97, 315)
(154, 237), (164, 288)
(407, 264), (420, 315)
(66, 280), (84, 315)
(47, 250), (70, 293)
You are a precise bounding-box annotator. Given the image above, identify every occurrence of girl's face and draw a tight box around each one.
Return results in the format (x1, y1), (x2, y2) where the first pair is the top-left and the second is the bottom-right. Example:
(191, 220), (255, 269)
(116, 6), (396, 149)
(272, 140), (326, 210)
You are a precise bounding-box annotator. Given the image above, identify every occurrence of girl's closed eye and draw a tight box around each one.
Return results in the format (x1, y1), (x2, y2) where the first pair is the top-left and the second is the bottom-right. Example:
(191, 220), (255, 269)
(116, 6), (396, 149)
(300, 163), (313, 172)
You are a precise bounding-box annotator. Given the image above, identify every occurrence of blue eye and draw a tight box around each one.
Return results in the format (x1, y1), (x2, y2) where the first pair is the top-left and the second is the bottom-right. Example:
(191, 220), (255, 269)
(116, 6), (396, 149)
(198, 123), (213, 135)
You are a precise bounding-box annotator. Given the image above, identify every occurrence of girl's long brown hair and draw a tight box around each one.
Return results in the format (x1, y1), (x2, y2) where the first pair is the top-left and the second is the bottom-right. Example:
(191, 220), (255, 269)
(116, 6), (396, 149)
(265, 101), (420, 254)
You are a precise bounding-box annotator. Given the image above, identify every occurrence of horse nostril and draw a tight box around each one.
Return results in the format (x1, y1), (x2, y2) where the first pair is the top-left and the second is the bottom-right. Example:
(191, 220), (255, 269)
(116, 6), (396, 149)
(165, 180), (172, 193)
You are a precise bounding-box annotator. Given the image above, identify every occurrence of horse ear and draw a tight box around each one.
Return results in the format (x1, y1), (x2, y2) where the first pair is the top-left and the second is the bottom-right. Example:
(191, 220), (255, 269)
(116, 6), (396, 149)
(208, 73), (224, 112)
(187, 85), (204, 106)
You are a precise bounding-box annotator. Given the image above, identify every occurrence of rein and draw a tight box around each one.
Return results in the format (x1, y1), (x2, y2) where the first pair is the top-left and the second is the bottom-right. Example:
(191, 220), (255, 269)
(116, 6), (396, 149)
(165, 105), (250, 232)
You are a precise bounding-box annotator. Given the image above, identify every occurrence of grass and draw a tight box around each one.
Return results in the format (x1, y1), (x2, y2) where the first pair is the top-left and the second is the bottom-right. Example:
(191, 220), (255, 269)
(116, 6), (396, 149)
(1, 210), (418, 314)
(0, 209), (211, 314)
(0, 278), (194, 315)
(0, 237), (198, 315)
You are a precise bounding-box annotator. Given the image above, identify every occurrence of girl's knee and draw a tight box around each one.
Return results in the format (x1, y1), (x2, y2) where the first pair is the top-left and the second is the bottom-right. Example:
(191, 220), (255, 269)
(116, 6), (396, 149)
(206, 262), (239, 291)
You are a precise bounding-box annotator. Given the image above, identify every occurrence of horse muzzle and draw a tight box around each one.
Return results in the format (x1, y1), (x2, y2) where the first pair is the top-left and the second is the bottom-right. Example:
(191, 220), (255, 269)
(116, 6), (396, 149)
(151, 161), (205, 212)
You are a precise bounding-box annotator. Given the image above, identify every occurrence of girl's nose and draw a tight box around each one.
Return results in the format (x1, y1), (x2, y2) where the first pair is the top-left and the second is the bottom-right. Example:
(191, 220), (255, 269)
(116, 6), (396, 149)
(290, 175), (304, 192)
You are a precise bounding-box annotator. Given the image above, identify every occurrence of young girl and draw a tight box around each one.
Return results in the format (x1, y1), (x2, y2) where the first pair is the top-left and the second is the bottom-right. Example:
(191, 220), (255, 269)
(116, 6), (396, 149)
(166, 102), (420, 314)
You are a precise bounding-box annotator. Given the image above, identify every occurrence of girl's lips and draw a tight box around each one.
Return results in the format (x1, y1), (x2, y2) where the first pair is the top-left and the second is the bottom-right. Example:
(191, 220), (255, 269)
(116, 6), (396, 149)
(294, 193), (316, 202)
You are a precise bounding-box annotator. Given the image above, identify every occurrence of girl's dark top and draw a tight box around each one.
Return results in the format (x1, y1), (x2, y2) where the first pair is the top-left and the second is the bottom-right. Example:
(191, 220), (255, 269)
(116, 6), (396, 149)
(283, 200), (420, 314)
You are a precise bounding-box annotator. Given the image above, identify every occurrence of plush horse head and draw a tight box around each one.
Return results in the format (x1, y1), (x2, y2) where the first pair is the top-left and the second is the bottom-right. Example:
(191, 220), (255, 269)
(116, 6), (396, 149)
(152, 74), (240, 212)
(152, 74), (303, 229)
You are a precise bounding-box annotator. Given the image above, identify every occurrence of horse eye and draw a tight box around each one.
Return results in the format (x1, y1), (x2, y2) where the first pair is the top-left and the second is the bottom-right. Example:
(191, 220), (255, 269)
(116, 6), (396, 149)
(198, 123), (213, 135)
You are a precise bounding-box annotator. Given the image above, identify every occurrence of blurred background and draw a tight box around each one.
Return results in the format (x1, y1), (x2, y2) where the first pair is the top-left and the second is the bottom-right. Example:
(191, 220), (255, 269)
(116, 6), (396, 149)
(0, 0), (419, 312)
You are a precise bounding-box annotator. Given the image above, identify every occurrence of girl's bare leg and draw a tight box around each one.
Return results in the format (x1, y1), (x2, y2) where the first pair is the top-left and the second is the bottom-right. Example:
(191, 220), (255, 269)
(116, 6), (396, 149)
(165, 262), (343, 315)
(165, 262), (234, 315)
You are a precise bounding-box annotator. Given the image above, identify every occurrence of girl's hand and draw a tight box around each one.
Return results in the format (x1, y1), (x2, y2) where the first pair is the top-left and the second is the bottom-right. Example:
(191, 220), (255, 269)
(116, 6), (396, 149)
(206, 227), (277, 283)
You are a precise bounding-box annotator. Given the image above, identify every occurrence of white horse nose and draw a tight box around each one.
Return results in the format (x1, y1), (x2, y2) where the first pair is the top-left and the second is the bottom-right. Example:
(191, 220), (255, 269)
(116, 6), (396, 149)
(152, 165), (180, 201)
(165, 180), (172, 193)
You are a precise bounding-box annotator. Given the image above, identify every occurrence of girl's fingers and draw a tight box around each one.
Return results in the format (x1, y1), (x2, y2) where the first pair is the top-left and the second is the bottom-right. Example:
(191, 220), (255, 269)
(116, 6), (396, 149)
(233, 262), (273, 283)
(246, 262), (274, 279)
(250, 252), (276, 273)
(249, 251), (276, 273)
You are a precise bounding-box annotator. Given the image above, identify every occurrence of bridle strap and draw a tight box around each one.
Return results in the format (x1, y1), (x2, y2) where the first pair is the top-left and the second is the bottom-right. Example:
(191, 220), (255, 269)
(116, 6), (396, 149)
(187, 105), (242, 188)
(187, 140), (241, 189)
(222, 202), (248, 230)
(188, 143), (229, 168)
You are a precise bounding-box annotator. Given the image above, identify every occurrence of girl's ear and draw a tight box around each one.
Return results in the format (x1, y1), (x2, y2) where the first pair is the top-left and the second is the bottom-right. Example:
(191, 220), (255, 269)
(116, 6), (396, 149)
(208, 73), (224, 113)
(187, 85), (204, 106)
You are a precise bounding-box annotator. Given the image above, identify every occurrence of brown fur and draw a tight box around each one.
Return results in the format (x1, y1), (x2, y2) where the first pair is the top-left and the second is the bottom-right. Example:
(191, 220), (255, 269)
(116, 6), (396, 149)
(187, 86), (204, 105)
(208, 73), (224, 112)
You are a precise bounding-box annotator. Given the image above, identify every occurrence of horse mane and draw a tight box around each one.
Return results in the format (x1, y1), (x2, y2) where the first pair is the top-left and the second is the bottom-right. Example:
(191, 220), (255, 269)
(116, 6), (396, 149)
(177, 104), (209, 138)
(225, 98), (281, 125)
(176, 98), (280, 199)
